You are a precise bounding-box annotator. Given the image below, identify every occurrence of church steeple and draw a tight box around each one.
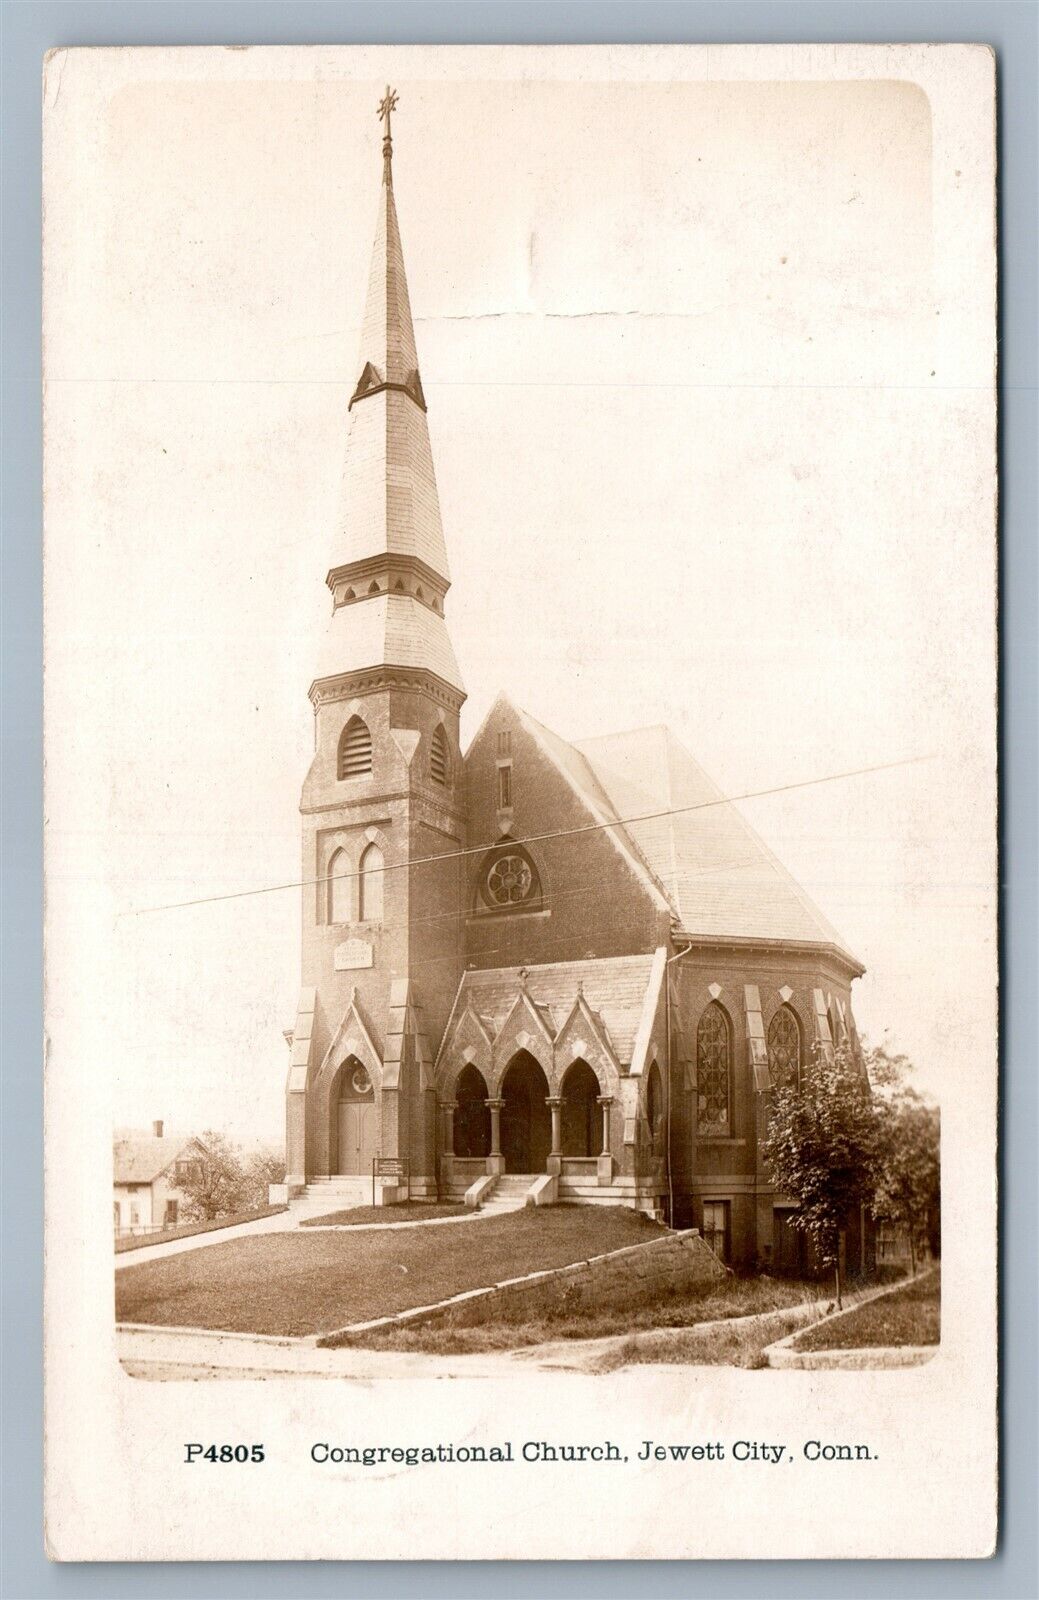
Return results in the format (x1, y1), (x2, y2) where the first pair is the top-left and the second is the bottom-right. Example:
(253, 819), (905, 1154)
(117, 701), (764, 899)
(312, 88), (462, 702)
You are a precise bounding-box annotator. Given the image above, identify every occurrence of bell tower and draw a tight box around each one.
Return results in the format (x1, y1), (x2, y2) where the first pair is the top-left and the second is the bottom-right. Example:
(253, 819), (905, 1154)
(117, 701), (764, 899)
(285, 91), (466, 1195)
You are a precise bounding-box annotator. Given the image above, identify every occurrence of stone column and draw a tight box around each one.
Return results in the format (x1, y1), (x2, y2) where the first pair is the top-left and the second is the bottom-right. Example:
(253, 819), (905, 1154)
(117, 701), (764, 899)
(546, 1096), (563, 1176)
(485, 1098), (505, 1175)
(597, 1095), (615, 1185)
(439, 1100), (457, 1194)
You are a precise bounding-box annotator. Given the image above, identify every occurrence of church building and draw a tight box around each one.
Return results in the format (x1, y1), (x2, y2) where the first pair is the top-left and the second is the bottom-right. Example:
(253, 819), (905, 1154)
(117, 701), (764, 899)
(283, 96), (867, 1272)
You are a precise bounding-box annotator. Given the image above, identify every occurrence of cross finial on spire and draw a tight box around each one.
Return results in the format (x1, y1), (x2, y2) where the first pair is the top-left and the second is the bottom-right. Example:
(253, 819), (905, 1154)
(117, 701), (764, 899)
(378, 85), (399, 181)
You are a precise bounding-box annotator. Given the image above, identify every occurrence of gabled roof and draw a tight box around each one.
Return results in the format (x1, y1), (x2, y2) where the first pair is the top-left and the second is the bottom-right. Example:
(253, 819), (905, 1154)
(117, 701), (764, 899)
(112, 1133), (205, 1186)
(467, 695), (859, 966)
(574, 724), (859, 964)
(506, 701), (672, 914)
(446, 954), (660, 1066)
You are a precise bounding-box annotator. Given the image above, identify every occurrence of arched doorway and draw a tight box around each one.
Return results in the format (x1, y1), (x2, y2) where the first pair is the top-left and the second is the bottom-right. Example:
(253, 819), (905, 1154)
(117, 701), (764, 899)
(454, 1065), (491, 1158)
(561, 1060), (600, 1156)
(500, 1052), (551, 1173)
(335, 1056), (377, 1175)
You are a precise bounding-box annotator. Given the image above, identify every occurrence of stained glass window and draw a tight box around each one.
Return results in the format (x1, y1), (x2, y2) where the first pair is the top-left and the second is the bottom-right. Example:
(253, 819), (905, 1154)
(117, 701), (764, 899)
(768, 1006), (802, 1090)
(696, 1003), (731, 1133)
(486, 853), (530, 904)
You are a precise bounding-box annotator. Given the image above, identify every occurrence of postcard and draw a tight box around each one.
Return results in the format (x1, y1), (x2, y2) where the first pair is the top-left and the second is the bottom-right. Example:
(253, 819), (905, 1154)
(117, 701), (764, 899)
(43, 43), (997, 1560)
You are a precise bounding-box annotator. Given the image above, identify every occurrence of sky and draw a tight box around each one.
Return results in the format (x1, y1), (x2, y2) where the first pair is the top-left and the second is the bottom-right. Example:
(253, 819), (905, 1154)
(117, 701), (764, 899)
(44, 52), (996, 1147)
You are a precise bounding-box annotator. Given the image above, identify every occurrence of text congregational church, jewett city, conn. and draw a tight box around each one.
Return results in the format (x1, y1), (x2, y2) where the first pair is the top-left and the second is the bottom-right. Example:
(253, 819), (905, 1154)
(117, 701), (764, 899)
(281, 92), (869, 1272)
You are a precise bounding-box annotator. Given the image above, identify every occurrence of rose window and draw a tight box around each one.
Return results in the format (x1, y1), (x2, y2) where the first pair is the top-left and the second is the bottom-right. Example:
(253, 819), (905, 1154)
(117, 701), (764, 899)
(486, 854), (532, 905)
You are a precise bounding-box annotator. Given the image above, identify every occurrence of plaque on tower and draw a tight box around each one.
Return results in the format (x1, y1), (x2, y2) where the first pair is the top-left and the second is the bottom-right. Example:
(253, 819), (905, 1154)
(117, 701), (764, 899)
(39, 46), (1000, 1569)
(333, 938), (374, 971)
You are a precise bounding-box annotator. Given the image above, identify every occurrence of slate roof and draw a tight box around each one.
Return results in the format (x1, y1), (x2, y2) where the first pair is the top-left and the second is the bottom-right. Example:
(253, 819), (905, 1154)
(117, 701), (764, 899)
(575, 724), (858, 962)
(314, 594), (464, 694)
(112, 1133), (204, 1186)
(331, 147), (451, 579)
(452, 953), (659, 1064)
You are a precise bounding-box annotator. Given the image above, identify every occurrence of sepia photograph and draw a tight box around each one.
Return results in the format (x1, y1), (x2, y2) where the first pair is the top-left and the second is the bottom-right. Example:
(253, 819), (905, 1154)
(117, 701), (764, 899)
(43, 44), (996, 1560)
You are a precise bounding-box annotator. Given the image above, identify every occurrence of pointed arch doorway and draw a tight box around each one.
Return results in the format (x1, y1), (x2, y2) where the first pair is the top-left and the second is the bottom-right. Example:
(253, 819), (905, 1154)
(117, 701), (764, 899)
(335, 1057), (377, 1175)
(500, 1052), (551, 1173)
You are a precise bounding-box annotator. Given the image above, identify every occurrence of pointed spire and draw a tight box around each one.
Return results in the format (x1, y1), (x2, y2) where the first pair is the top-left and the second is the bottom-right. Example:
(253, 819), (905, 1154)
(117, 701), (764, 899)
(314, 93), (464, 703)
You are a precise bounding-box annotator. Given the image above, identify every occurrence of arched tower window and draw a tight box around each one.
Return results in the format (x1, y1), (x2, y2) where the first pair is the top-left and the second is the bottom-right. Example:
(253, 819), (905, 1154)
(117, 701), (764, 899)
(768, 1006), (802, 1091)
(430, 724), (449, 786)
(338, 716), (372, 780)
(327, 847), (351, 925)
(696, 1002), (732, 1135)
(358, 842), (384, 922)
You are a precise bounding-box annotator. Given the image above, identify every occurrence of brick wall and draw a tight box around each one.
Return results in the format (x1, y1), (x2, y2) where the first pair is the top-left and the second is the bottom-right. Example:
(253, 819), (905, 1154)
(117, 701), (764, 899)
(463, 699), (671, 976)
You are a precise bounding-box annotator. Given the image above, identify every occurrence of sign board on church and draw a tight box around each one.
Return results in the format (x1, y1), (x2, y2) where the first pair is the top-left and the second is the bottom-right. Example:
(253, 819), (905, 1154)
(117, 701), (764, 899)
(372, 1155), (410, 1206)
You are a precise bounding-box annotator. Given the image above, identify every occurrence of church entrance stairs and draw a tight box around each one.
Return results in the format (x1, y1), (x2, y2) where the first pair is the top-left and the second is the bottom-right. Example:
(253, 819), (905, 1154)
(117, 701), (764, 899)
(477, 1174), (541, 1214)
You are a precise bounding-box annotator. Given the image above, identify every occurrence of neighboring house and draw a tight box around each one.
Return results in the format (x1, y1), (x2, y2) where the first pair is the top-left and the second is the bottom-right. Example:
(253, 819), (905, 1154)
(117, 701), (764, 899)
(280, 104), (873, 1272)
(112, 1122), (208, 1236)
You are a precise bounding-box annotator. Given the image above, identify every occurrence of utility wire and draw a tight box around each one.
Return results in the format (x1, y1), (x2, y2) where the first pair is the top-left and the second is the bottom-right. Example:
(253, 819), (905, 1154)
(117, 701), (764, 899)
(128, 753), (930, 917)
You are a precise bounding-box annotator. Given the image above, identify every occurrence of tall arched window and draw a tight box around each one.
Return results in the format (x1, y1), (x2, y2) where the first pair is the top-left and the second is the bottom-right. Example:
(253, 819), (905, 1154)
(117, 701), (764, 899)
(696, 1003), (732, 1134)
(338, 716), (372, 780)
(827, 1001), (843, 1054)
(358, 842), (384, 922)
(767, 1006), (802, 1091)
(646, 1061), (664, 1155)
(327, 846), (351, 925)
(430, 724), (449, 786)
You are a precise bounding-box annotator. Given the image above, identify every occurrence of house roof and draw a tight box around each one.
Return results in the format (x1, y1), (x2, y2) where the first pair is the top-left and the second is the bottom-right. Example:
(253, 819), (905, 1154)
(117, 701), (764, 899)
(112, 1134), (203, 1186)
(449, 953), (660, 1065)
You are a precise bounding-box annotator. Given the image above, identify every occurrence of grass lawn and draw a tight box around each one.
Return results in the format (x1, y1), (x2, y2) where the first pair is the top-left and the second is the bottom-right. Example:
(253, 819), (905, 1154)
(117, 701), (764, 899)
(793, 1267), (940, 1352)
(300, 1203), (466, 1228)
(114, 1205), (287, 1254)
(338, 1272), (828, 1354)
(115, 1205), (664, 1338)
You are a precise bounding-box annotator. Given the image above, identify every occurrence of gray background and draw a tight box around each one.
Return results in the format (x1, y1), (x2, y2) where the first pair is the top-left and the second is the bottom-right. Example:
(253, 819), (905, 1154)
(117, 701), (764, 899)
(2, 2), (1034, 1596)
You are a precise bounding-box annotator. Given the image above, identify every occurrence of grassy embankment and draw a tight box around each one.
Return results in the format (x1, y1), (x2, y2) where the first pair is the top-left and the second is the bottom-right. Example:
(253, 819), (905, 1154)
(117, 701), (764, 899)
(792, 1266), (940, 1352)
(115, 1206), (664, 1337)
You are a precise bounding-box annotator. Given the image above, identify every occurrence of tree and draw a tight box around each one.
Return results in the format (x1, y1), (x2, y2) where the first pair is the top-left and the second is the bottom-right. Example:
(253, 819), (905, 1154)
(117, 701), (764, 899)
(761, 1041), (882, 1308)
(867, 1049), (940, 1275)
(175, 1131), (248, 1221)
(241, 1146), (286, 1211)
